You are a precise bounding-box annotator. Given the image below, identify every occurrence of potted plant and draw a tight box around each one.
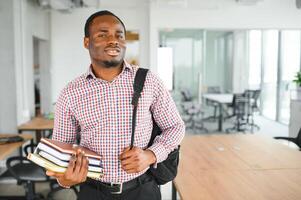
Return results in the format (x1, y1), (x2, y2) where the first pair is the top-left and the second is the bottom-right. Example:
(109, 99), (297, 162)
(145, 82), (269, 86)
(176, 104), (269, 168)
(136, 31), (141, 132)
(293, 71), (301, 87)
(293, 71), (301, 98)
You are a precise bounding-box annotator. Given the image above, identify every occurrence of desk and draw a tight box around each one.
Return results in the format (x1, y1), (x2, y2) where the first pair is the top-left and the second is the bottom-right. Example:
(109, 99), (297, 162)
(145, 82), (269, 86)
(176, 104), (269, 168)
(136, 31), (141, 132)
(173, 134), (301, 200)
(18, 117), (54, 142)
(203, 94), (233, 131)
(0, 134), (33, 160)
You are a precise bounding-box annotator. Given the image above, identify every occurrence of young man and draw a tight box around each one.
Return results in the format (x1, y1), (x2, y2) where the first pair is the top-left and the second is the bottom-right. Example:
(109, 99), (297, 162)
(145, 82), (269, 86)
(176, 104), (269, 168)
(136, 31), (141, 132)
(46, 10), (185, 200)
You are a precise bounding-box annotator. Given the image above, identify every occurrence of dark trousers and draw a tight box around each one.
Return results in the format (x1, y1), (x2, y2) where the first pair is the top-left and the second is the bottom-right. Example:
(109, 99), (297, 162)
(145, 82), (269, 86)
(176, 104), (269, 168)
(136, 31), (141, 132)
(78, 174), (161, 200)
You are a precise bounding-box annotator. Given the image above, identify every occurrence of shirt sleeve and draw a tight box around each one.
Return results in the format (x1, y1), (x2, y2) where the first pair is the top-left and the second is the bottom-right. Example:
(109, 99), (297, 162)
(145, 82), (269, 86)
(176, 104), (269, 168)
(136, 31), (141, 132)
(52, 87), (79, 143)
(147, 72), (185, 164)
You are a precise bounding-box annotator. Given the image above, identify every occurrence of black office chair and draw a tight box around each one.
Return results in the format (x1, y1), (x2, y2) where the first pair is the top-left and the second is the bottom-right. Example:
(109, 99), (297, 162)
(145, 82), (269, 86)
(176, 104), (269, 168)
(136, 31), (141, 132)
(243, 89), (261, 132)
(23, 143), (79, 200)
(226, 94), (249, 133)
(6, 156), (48, 200)
(274, 128), (301, 151)
(206, 86), (221, 121)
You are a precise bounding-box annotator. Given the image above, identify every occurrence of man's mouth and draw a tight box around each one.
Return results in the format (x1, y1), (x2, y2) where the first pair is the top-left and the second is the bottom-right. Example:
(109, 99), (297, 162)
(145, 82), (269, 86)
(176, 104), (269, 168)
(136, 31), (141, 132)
(105, 48), (120, 57)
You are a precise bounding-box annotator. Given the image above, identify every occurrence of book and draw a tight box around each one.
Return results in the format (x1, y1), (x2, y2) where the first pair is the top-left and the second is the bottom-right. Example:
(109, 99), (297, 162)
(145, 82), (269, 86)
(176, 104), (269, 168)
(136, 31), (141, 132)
(37, 142), (101, 166)
(38, 151), (103, 173)
(27, 138), (104, 179)
(40, 138), (101, 160)
(28, 153), (103, 179)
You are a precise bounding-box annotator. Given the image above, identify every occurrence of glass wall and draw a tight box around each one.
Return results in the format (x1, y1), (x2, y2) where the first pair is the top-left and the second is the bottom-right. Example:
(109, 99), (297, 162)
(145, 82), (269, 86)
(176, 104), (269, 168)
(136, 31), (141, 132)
(159, 30), (233, 102)
(279, 31), (301, 124)
(159, 29), (301, 125)
(159, 30), (204, 100)
(248, 30), (301, 124)
(248, 30), (262, 89)
(261, 30), (279, 120)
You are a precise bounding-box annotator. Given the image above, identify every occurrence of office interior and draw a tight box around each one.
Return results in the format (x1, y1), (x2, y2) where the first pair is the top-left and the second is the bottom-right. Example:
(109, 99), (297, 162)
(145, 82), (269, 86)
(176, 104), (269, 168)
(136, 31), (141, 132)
(0, 0), (301, 199)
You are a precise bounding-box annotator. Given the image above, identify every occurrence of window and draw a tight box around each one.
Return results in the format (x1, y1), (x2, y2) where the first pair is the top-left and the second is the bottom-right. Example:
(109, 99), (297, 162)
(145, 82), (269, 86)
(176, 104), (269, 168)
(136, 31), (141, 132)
(279, 31), (301, 124)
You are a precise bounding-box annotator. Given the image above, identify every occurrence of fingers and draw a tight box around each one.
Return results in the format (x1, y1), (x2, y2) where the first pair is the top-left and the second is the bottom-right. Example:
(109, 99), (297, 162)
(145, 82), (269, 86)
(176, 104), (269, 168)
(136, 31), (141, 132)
(46, 170), (64, 178)
(78, 157), (89, 181)
(46, 148), (89, 187)
(73, 149), (83, 174)
(120, 147), (139, 160)
(64, 154), (76, 177)
(122, 159), (139, 172)
(119, 147), (131, 160)
(120, 147), (148, 173)
(73, 149), (89, 182)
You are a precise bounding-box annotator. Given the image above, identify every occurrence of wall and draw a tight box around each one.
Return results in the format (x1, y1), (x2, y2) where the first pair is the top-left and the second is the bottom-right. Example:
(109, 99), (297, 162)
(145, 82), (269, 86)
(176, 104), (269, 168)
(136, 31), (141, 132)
(0, 0), (50, 132)
(0, 0), (17, 132)
(14, 0), (50, 125)
(50, 6), (150, 102)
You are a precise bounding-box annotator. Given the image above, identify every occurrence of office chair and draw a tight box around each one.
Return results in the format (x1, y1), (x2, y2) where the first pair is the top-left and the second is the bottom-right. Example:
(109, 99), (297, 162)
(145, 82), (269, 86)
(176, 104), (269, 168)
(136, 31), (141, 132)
(274, 128), (301, 150)
(180, 89), (208, 133)
(226, 94), (249, 133)
(243, 89), (261, 132)
(6, 156), (48, 200)
(205, 86), (221, 121)
(24, 143), (79, 200)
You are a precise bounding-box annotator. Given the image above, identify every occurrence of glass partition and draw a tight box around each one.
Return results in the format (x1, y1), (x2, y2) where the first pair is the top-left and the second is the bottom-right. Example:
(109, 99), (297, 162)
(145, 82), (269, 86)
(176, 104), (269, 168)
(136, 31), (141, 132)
(159, 28), (301, 124)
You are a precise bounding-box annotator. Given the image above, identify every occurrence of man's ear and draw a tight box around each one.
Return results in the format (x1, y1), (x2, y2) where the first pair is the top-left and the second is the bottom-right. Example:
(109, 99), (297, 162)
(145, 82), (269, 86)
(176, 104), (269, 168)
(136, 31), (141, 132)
(84, 37), (89, 49)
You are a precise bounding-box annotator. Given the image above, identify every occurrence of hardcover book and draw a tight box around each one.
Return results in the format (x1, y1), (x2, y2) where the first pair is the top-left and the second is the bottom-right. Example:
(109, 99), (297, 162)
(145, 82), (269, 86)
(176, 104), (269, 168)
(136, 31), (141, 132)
(27, 138), (103, 179)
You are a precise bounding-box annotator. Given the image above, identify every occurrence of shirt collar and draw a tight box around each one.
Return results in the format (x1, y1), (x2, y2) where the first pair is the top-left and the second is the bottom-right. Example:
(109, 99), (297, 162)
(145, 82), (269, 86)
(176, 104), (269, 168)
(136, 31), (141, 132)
(85, 60), (133, 80)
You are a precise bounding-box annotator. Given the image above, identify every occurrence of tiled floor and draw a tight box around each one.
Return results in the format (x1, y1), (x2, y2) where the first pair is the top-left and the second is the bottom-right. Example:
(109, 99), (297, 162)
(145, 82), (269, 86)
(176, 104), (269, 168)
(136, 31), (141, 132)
(0, 113), (296, 200)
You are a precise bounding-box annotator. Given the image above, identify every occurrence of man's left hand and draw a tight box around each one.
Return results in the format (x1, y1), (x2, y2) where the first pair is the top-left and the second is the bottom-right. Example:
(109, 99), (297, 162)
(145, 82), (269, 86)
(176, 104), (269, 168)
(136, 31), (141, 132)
(119, 147), (156, 174)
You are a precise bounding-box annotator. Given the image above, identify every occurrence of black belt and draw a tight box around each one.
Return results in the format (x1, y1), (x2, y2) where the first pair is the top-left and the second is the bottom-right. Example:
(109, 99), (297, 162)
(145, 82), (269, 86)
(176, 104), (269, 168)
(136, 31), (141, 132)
(85, 173), (151, 194)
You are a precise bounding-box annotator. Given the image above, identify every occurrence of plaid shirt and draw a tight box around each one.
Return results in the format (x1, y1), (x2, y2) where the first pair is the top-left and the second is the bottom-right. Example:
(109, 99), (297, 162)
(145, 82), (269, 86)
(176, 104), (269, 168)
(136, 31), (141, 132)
(52, 61), (185, 183)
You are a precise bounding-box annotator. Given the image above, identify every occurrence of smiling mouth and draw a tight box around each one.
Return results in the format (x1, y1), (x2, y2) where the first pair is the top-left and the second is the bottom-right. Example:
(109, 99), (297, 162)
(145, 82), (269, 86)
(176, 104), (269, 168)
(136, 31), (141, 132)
(105, 48), (120, 57)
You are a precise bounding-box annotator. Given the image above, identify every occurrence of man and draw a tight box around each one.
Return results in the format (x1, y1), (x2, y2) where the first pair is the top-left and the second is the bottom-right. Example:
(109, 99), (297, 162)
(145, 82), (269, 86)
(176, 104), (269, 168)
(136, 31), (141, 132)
(46, 10), (185, 200)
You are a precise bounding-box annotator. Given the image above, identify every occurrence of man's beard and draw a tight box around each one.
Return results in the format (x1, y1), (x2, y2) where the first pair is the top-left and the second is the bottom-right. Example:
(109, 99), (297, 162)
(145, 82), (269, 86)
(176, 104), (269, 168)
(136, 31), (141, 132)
(102, 59), (123, 68)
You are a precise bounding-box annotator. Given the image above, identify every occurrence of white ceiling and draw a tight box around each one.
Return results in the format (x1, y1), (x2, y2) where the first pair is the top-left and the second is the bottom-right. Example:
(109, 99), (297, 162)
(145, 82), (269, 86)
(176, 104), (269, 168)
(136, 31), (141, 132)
(94, 0), (264, 9)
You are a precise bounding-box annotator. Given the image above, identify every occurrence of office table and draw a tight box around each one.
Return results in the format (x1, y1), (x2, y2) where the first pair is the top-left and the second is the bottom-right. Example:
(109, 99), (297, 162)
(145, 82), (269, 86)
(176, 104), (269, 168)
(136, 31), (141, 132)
(18, 117), (54, 142)
(0, 134), (33, 160)
(172, 134), (301, 200)
(203, 94), (233, 131)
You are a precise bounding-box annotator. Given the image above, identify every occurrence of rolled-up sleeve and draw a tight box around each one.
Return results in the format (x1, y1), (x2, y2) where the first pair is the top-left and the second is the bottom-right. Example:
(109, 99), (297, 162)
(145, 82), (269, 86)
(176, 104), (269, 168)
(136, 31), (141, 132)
(147, 73), (185, 164)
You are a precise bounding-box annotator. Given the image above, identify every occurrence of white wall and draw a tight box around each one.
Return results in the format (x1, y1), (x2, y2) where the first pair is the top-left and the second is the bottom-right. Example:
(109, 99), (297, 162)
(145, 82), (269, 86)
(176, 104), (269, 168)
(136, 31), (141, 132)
(0, 0), (50, 133)
(0, 0), (17, 132)
(14, 0), (50, 125)
(50, 6), (150, 102)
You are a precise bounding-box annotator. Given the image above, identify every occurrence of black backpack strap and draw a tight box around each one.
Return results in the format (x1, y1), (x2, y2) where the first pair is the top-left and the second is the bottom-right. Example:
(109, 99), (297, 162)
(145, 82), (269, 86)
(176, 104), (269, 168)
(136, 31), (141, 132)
(130, 68), (149, 148)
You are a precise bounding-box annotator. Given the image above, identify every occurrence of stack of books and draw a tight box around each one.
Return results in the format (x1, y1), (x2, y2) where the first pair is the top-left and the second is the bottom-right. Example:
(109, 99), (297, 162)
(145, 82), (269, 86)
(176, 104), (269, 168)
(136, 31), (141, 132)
(27, 138), (103, 179)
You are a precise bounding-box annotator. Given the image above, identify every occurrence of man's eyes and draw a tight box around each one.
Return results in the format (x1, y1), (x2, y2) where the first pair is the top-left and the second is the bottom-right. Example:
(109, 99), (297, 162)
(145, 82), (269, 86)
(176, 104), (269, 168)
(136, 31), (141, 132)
(98, 33), (107, 38)
(117, 34), (125, 39)
(96, 33), (125, 40)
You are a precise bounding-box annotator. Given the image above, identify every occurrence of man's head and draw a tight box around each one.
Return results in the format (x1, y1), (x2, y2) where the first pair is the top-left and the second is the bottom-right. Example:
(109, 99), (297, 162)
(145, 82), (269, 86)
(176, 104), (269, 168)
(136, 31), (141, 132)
(84, 10), (126, 69)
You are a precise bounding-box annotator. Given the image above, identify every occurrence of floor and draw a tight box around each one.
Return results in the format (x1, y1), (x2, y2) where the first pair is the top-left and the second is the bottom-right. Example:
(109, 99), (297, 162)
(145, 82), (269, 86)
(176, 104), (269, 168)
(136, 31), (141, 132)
(0, 110), (296, 200)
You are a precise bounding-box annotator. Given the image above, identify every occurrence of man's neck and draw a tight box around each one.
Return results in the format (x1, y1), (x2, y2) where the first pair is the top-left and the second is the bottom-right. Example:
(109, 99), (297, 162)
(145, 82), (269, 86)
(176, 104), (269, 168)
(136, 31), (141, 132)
(91, 63), (123, 82)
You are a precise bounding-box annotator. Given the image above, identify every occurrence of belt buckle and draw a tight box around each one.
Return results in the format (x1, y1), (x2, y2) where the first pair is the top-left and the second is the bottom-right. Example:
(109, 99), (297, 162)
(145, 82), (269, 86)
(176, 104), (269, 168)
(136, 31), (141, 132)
(110, 183), (123, 194)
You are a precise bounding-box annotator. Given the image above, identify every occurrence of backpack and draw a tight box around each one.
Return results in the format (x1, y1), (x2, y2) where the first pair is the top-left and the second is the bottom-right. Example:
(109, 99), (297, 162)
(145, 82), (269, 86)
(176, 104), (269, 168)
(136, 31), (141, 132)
(130, 68), (180, 185)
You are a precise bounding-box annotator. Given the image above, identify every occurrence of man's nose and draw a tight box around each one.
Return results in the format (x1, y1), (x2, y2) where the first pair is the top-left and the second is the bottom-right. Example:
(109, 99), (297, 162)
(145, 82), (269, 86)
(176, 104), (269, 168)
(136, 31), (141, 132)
(107, 35), (119, 45)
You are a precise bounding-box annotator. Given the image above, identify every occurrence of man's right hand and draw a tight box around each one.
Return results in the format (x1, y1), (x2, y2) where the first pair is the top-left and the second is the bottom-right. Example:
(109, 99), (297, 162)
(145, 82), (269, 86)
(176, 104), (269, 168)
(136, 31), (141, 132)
(46, 148), (89, 187)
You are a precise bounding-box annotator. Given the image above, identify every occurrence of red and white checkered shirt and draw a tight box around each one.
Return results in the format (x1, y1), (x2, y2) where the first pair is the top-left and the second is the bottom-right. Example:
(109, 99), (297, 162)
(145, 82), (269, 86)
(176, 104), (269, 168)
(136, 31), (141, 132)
(52, 61), (185, 183)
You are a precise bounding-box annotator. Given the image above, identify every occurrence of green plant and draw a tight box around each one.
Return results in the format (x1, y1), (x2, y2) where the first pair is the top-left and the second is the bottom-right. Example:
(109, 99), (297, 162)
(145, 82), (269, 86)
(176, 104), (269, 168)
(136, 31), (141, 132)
(293, 71), (301, 87)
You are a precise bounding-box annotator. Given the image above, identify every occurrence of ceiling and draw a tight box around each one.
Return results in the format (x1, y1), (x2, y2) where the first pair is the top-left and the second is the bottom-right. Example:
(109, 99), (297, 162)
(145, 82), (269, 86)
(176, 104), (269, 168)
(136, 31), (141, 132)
(35, 0), (265, 11)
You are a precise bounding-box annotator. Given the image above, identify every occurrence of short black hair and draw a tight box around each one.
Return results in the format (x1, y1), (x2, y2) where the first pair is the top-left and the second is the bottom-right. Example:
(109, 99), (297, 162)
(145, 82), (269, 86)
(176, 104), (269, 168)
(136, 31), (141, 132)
(84, 10), (126, 37)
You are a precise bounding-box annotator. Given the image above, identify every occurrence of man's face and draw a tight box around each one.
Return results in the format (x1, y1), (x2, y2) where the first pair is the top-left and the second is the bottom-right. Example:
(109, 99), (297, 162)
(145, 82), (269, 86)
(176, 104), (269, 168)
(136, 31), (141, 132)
(84, 15), (126, 68)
